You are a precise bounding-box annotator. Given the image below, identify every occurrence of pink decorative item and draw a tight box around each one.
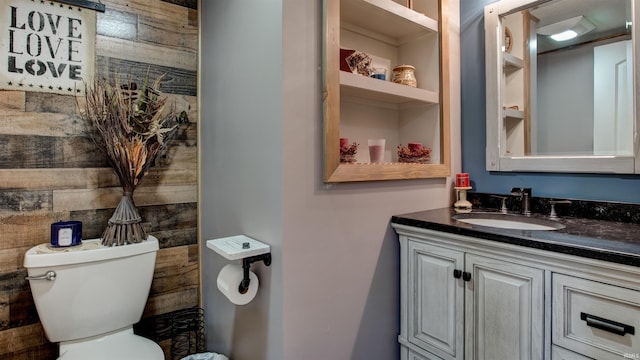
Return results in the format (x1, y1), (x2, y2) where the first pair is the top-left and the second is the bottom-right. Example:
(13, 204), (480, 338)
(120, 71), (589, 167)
(340, 138), (359, 164)
(368, 139), (386, 163)
(397, 143), (431, 164)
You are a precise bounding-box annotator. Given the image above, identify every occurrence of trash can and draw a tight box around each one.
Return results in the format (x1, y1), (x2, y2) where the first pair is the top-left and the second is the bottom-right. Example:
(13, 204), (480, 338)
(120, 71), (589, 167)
(171, 308), (206, 359)
(180, 353), (228, 360)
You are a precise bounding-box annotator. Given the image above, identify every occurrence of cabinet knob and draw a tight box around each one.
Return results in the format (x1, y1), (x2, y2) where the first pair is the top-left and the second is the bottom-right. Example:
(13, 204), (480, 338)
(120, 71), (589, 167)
(462, 272), (472, 281)
(453, 269), (462, 279)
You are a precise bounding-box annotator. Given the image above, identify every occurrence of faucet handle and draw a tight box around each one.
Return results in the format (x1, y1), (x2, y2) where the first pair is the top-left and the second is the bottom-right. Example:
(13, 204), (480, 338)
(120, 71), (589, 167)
(490, 195), (508, 214)
(549, 200), (572, 219)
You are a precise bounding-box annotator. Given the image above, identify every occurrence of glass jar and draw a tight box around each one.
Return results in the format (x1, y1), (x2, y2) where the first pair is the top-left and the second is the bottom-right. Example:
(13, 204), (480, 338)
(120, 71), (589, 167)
(392, 65), (417, 87)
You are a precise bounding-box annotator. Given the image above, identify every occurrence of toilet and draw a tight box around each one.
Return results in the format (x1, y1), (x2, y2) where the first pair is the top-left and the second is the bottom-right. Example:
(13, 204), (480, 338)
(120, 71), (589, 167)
(23, 235), (164, 360)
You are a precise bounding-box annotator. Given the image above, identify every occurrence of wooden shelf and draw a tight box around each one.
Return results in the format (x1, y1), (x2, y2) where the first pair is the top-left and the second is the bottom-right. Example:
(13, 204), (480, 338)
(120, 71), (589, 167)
(328, 162), (450, 182)
(340, 71), (439, 104)
(340, 0), (438, 44)
(503, 52), (523, 72)
(504, 108), (524, 119)
(323, 0), (451, 183)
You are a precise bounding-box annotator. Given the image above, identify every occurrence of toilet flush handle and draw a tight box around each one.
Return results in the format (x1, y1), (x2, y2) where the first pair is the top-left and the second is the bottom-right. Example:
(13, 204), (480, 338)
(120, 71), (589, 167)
(26, 271), (56, 281)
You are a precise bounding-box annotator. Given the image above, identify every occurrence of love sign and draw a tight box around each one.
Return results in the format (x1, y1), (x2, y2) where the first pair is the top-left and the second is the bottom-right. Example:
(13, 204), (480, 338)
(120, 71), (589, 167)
(0, 0), (96, 95)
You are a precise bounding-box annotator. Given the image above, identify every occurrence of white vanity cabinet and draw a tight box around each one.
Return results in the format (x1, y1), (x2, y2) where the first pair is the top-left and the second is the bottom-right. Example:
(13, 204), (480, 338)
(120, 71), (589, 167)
(394, 223), (640, 360)
(401, 234), (544, 360)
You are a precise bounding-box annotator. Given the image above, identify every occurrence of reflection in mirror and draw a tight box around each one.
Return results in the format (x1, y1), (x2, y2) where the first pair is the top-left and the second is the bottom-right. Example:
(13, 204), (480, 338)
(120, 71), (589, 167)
(514, 0), (632, 156)
(485, 0), (640, 173)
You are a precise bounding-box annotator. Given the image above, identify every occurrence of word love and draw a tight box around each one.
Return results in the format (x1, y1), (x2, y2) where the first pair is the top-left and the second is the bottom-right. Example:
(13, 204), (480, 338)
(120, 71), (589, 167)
(7, 6), (83, 80)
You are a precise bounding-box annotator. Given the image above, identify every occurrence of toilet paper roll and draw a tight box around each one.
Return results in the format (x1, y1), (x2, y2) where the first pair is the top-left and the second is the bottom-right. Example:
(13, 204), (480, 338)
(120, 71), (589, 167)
(217, 263), (259, 305)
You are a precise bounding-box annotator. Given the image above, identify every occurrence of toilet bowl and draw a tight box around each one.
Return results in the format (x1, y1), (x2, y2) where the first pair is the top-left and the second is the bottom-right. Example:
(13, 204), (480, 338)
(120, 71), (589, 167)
(23, 236), (163, 360)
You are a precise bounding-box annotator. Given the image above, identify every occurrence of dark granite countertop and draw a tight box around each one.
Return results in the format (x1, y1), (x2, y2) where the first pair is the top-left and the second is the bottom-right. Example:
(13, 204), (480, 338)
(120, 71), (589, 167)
(391, 207), (640, 267)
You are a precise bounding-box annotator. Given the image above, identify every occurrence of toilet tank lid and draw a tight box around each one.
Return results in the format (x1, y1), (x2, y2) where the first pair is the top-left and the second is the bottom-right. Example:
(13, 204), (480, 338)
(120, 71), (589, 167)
(23, 235), (159, 268)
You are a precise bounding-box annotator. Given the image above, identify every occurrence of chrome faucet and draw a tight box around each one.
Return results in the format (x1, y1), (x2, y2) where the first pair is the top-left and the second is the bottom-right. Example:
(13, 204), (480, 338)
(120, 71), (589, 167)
(510, 187), (532, 216)
(549, 200), (571, 219)
(490, 195), (508, 214)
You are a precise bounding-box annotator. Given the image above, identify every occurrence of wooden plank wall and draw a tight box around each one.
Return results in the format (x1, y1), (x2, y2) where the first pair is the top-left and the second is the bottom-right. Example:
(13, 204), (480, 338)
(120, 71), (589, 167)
(0, 0), (199, 359)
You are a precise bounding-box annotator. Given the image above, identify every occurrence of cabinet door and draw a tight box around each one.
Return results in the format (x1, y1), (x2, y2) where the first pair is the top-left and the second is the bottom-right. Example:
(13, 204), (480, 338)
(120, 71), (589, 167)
(408, 241), (464, 360)
(464, 254), (544, 360)
(402, 346), (445, 360)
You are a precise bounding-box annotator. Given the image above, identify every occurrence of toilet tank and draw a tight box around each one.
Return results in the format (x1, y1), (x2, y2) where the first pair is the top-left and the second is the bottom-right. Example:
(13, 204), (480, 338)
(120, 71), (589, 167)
(23, 236), (159, 343)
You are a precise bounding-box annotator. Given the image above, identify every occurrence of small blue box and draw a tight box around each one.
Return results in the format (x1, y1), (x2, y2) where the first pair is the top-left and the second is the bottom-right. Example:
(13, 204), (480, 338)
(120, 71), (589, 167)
(51, 221), (82, 247)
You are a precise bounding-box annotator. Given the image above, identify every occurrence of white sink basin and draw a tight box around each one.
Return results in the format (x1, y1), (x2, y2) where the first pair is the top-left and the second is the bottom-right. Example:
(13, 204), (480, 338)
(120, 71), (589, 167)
(452, 213), (564, 231)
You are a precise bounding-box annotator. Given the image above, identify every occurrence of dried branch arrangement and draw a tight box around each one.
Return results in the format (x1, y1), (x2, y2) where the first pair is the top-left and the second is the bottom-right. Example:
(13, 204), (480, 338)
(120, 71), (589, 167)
(79, 74), (181, 246)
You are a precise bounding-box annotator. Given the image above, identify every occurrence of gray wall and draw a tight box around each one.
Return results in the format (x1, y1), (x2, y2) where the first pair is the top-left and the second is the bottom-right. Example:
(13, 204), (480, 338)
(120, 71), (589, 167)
(199, 1), (284, 358)
(537, 45), (594, 154)
(199, 1), (461, 359)
(461, 0), (640, 202)
(198, 1), (640, 359)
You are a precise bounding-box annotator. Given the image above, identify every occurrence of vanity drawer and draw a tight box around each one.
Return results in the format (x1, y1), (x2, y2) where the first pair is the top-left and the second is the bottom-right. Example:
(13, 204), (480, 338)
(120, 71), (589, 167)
(551, 345), (593, 360)
(553, 273), (640, 359)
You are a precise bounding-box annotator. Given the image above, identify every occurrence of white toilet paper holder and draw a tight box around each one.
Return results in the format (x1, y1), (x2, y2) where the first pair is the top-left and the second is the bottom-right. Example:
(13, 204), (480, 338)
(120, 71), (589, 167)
(206, 235), (272, 294)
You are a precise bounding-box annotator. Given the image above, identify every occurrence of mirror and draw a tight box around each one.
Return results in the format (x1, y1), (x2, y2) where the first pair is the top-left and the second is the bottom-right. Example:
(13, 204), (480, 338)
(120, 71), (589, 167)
(484, 0), (640, 173)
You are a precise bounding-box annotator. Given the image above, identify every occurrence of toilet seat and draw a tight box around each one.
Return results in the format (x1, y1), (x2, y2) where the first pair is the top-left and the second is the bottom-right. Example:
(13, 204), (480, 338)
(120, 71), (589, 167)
(58, 327), (163, 360)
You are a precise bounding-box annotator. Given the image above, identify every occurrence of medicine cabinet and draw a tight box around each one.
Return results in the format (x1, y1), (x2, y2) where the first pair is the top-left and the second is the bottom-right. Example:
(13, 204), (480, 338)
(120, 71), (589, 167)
(322, 0), (452, 182)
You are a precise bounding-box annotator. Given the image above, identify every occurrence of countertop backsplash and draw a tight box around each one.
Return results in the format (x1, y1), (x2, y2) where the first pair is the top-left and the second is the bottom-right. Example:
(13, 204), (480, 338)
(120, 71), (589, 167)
(468, 192), (640, 224)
